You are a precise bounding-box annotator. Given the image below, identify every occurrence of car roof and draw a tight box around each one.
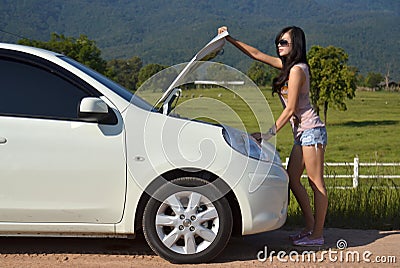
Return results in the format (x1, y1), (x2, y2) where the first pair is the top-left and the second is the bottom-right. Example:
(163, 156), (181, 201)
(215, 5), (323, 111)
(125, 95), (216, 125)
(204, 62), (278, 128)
(0, 42), (62, 58)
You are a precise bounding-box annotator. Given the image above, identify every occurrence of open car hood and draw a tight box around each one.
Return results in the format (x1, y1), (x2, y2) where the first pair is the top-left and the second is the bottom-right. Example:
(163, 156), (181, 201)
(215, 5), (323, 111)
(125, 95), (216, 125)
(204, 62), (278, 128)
(153, 31), (229, 109)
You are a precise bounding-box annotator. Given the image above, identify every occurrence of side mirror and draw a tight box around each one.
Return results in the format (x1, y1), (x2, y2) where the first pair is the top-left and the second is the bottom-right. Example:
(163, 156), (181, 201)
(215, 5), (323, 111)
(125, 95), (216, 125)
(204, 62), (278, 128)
(79, 97), (117, 124)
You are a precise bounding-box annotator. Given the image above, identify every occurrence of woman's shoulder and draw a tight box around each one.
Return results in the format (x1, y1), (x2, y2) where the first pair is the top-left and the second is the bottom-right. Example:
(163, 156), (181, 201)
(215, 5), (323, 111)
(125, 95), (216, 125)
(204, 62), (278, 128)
(291, 63), (309, 76)
(290, 64), (306, 75)
(293, 62), (308, 70)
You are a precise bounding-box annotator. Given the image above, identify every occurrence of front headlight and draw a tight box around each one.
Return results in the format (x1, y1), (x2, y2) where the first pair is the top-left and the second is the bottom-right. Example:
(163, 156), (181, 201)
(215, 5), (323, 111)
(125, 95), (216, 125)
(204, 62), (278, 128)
(222, 125), (270, 162)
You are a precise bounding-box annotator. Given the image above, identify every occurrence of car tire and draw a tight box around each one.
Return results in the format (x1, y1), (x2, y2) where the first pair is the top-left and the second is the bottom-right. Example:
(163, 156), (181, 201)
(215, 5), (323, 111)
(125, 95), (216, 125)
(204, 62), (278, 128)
(142, 177), (233, 264)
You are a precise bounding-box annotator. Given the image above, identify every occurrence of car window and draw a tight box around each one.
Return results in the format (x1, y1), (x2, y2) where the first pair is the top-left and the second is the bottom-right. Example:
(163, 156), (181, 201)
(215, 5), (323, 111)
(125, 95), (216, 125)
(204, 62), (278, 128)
(60, 56), (154, 111)
(0, 58), (91, 120)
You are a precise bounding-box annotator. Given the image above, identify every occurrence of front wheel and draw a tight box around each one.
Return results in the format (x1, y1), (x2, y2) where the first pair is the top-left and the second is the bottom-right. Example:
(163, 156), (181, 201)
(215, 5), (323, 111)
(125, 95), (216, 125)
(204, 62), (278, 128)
(142, 177), (233, 263)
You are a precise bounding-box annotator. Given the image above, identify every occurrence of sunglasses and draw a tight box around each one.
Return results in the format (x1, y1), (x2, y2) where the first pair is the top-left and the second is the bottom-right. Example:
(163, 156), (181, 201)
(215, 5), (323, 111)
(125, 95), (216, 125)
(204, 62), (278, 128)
(277, 39), (292, 47)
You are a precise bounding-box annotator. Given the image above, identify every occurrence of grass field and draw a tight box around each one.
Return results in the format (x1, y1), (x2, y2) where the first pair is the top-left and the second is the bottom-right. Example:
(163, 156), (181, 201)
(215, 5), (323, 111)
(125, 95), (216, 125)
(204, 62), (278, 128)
(171, 87), (400, 229)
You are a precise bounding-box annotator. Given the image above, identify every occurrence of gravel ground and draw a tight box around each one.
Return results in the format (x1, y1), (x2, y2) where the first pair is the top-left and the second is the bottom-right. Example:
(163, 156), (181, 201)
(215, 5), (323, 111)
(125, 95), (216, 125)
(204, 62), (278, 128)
(0, 228), (398, 267)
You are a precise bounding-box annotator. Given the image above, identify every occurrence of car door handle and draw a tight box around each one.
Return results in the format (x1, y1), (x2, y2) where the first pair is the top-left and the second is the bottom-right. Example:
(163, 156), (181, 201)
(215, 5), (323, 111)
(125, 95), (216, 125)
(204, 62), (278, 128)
(0, 137), (7, 144)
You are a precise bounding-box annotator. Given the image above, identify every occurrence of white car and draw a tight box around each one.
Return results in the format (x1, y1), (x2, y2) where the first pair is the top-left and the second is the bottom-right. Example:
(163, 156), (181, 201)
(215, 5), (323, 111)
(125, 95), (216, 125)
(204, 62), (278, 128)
(0, 33), (288, 263)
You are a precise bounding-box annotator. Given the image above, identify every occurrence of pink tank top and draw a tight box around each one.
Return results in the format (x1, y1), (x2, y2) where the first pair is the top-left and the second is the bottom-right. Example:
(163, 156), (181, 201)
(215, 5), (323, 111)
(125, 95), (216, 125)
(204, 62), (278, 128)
(279, 63), (325, 139)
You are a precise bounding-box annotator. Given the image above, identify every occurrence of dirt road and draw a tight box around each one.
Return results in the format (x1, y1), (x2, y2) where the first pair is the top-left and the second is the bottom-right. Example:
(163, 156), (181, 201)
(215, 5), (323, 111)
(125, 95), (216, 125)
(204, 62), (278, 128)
(0, 228), (398, 267)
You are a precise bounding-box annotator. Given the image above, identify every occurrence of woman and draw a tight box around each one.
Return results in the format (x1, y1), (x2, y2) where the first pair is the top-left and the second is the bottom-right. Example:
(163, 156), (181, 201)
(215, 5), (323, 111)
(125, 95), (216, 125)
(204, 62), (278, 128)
(218, 26), (328, 246)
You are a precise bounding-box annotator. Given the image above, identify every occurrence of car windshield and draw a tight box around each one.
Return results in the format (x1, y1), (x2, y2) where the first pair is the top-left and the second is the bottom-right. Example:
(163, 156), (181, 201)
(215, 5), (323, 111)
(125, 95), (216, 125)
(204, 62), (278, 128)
(60, 56), (153, 111)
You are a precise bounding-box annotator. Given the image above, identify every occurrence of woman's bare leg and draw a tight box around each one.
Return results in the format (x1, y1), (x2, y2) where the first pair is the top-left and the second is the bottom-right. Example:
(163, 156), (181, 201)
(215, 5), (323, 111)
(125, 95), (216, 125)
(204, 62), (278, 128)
(288, 145), (314, 231)
(302, 144), (328, 238)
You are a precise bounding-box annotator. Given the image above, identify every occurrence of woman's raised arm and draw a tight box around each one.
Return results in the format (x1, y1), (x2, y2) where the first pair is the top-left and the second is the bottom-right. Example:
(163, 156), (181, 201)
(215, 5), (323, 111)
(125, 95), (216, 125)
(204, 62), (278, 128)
(218, 26), (282, 69)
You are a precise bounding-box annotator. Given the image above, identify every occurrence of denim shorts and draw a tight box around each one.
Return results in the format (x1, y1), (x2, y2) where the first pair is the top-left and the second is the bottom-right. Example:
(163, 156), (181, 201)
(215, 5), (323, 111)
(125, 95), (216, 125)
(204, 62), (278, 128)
(294, 127), (328, 146)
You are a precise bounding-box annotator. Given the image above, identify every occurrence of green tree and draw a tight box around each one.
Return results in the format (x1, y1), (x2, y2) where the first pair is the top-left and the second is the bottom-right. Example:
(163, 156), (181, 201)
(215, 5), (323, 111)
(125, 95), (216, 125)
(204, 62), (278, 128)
(18, 33), (107, 74)
(308, 45), (357, 124)
(106, 56), (143, 92)
(137, 63), (168, 89)
(355, 73), (366, 87)
(247, 61), (277, 87)
(365, 72), (384, 88)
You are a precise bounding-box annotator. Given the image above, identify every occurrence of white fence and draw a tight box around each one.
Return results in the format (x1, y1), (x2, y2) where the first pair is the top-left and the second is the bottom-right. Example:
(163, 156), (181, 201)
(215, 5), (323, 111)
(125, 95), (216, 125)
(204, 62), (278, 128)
(283, 157), (400, 188)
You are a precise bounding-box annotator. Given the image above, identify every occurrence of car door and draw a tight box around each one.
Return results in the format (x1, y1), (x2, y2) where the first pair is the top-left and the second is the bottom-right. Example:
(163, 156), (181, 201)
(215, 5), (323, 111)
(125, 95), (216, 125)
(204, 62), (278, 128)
(0, 51), (126, 223)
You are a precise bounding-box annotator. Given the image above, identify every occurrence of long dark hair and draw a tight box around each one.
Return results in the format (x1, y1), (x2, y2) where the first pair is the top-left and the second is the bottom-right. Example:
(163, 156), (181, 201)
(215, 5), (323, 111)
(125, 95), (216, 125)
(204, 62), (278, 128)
(272, 26), (309, 95)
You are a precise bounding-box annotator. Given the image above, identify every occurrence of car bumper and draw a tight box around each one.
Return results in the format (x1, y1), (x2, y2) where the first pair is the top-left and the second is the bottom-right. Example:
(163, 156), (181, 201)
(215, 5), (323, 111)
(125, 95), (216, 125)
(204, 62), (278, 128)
(225, 158), (289, 235)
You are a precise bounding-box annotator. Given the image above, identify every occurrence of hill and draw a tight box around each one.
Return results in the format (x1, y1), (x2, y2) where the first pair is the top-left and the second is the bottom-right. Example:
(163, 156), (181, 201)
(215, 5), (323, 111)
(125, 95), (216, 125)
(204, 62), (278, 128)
(0, 0), (399, 79)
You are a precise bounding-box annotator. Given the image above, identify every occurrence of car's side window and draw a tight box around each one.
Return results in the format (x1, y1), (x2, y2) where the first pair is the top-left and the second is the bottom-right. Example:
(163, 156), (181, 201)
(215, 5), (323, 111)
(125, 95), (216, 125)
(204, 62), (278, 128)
(0, 58), (92, 120)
